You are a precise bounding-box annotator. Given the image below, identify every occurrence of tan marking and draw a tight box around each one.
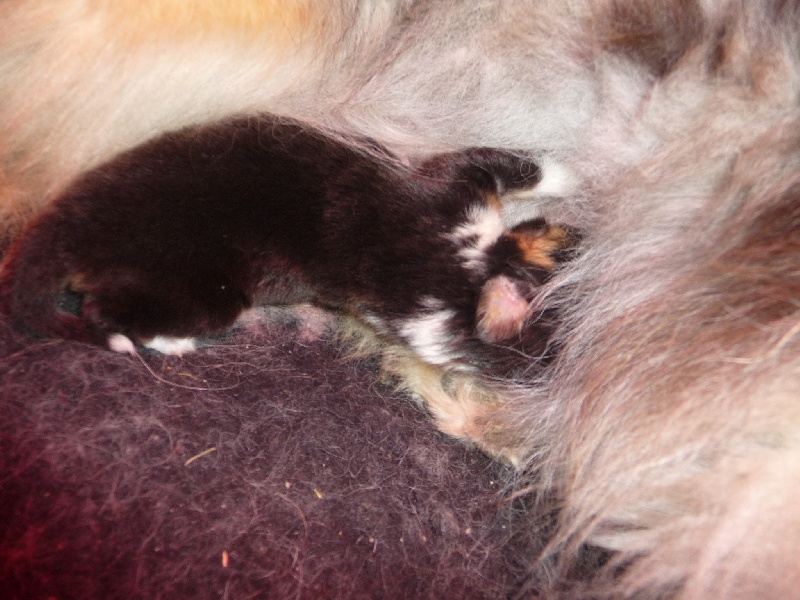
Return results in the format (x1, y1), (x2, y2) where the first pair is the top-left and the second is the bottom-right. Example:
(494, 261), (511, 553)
(508, 224), (571, 270)
(484, 190), (503, 212)
(65, 272), (89, 293)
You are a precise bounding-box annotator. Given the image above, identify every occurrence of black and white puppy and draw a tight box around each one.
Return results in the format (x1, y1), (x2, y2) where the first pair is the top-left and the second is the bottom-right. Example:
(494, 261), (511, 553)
(0, 115), (574, 375)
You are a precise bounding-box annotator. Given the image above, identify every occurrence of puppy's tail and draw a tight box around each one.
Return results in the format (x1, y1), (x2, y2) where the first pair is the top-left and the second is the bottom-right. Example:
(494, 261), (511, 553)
(0, 211), (100, 345)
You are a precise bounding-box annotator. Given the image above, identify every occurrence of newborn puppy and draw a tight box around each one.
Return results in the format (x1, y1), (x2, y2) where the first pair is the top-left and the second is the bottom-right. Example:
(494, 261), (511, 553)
(0, 115), (574, 373)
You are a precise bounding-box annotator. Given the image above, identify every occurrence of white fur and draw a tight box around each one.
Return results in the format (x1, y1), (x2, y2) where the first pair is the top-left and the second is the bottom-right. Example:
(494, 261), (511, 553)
(107, 333), (138, 356)
(108, 334), (198, 357)
(398, 298), (461, 366)
(449, 204), (505, 273)
(501, 159), (578, 226)
(144, 336), (198, 357)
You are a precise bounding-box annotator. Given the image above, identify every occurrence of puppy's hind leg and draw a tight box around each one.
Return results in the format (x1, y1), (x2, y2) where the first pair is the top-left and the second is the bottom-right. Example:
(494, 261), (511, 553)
(0, 204), (251, 355)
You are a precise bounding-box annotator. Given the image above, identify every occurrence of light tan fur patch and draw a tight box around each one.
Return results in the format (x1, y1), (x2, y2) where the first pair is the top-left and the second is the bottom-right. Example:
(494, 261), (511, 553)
(102, 1), (316, 42)
(382, 348), (525, 466)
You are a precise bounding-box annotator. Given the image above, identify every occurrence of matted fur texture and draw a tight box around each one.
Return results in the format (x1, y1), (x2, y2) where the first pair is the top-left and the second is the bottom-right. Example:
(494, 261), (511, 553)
(1, 1), (799, 598)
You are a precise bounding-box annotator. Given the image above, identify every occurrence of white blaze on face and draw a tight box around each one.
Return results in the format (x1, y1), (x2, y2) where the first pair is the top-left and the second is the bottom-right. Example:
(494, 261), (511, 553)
(449, 204), (505, 273)
(398, 297), (460, 366)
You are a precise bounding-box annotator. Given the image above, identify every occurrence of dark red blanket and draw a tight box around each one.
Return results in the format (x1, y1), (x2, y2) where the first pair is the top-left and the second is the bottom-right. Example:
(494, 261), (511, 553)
(0, 312), (549, 599)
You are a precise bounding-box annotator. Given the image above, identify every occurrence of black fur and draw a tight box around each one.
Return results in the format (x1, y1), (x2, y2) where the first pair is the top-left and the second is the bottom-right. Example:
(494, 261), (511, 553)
(0, 115), (572, 374)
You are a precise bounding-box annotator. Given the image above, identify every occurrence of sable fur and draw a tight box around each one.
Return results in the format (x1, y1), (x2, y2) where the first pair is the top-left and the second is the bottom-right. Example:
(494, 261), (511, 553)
(2, 1), (800, 598)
